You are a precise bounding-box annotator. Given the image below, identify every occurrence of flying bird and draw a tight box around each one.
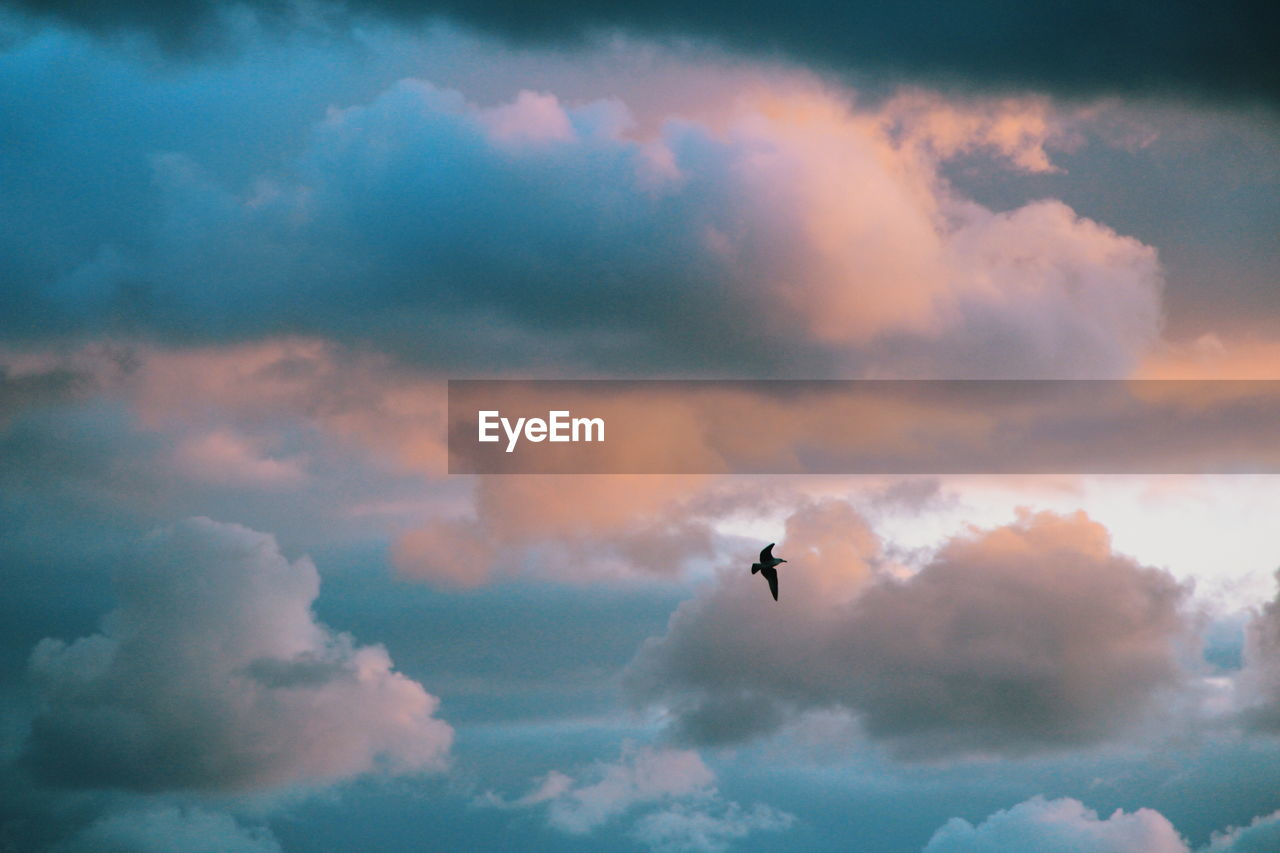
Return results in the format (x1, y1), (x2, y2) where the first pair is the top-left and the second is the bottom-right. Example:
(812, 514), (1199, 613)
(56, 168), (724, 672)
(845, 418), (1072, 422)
(751, 543), (787, 601)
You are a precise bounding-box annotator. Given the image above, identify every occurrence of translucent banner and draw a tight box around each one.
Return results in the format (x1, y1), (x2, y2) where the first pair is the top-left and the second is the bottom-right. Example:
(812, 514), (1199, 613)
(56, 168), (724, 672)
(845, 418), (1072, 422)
(448, 380), (1280, 474)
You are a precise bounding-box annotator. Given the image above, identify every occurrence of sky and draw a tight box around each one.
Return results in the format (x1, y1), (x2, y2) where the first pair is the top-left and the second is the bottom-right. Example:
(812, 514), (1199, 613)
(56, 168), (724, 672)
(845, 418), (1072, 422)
(2, 2), (1280, 851)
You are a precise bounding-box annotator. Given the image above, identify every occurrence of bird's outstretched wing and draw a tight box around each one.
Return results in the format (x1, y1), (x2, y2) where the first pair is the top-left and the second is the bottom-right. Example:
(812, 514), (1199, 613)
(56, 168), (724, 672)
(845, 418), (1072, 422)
(759, 543), (775, 563)
(761, 566), (778, 601)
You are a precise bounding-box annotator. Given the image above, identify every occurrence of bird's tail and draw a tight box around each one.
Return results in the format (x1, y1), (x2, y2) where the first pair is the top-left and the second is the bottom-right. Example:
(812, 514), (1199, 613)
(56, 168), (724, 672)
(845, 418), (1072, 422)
(751, 563), (760, 574)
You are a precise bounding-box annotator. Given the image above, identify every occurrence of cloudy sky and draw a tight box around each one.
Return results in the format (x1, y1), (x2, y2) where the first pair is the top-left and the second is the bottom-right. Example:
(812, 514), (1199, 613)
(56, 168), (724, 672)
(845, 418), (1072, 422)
(2, 1), (1280, 851)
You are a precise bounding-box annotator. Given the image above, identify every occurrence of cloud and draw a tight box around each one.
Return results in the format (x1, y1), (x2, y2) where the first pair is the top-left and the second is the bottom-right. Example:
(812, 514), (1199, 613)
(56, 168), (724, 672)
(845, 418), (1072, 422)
(0, 339), (468, 570)
(52, 805), (282, 853)
(922, 796), (1189, 853)
(1140, 335), (1280, 380)
(106, 339), (451, 479)
(8, 0), (1278, 106)
(482, 743), (793, 852)
(924, 798), (1280, 853)
(628, 504), (1196, 756)
(1203, 810), (1280, 852)
(631, 801), (795, 853)
(170, 429), (308, 487)
(541, 745), (715, 834)
(22, 516), (452, 792)
(1233, 572), (1280, 731)
(878, 90), (1065, 173)
(2, 34), (1165, 378)
(484, 744), (715, 834)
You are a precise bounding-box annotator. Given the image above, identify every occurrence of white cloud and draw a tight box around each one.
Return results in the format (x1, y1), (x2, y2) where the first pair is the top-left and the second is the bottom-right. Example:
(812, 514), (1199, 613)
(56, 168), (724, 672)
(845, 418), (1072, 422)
(1203, 810), (1280, 852)
(925, 798), (1280, 853)
(923, 797), (1189, 853)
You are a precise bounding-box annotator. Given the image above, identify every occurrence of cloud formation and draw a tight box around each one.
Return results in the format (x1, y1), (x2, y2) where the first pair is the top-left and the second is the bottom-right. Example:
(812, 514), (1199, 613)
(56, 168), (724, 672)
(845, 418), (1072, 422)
(925, 797), (1280, 853)
(393, 474), (715, 586)
(537, 745), (715, 834)
(1203, 810), (1280, 852)
(923, 796), (1188, 853)
(628, 504), (1195, 756)
(483, 743), (793, 852)
(2, 37), (1164, 378)
(22, 516), (452, 792)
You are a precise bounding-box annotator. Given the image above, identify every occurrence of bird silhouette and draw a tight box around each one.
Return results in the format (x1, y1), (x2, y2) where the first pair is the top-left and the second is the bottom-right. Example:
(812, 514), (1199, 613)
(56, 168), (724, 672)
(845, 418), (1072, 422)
(751, 543), (787, 601)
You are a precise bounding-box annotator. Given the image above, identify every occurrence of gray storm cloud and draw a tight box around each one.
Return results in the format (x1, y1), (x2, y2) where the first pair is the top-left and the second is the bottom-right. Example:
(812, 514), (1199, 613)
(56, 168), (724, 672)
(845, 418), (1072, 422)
(22, 516), (453, 792)
(627, 503), (1196, 756)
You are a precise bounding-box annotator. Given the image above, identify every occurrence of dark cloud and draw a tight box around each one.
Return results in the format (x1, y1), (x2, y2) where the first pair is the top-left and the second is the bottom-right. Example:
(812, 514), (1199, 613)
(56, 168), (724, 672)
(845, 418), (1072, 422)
(7, 0), (1280, 105)
(627, 504), (1196, 757)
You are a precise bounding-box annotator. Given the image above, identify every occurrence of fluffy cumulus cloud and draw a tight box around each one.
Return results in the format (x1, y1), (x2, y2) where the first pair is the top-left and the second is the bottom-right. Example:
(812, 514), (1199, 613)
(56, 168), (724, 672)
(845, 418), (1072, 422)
(628, 503), (1195, 756)
(924, 798), (1280, 853)
(923, 797), (1189, 853)
(22, 516), (452, 792)
(482, 743), (793, 851)
(1, 28), (1164, 378)
(52, 805), (282, 853)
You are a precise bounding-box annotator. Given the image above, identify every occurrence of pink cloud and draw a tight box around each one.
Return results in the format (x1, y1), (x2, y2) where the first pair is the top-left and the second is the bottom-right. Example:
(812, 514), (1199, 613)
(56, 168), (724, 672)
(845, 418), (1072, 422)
(627, 505), (1196, 755)
(479, 90), (577, 143)
(25, 517), (453, 792)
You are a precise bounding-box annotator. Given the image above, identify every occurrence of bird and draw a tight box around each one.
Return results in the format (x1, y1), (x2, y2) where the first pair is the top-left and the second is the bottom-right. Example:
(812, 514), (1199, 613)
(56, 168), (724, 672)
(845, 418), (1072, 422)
(751, 543), (787, 601)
